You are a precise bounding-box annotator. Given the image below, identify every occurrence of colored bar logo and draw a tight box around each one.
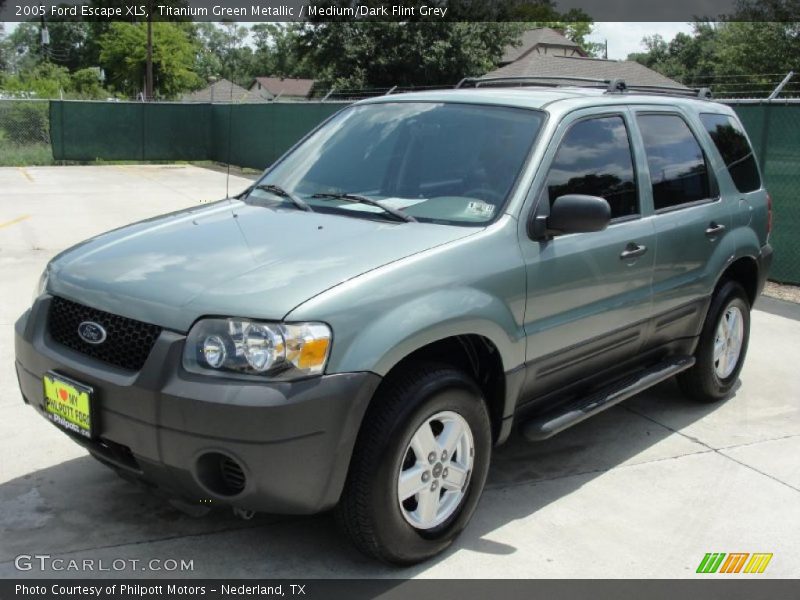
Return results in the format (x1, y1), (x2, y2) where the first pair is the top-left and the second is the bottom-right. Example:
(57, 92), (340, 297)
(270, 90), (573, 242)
(697, 553), (773, 574)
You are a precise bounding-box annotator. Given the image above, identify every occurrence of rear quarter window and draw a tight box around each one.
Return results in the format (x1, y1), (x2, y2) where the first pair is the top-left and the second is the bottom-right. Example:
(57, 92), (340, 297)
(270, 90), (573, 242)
(700, 113), (762, 193)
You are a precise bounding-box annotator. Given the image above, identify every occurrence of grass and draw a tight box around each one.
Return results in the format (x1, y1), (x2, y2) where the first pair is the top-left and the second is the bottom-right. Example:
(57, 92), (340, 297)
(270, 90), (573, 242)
(0, 143), (54, 166)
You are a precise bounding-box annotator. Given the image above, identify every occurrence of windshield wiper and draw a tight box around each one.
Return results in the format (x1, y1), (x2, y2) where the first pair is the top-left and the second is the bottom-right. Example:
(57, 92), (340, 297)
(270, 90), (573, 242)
(248, 184), (313, 212)
(310, 193), (417, 223)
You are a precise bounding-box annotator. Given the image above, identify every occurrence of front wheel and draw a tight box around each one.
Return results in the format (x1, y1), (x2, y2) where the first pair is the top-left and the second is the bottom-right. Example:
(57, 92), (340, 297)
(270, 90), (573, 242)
(679, 280), (751, 402)
(336, 363), (492, 565)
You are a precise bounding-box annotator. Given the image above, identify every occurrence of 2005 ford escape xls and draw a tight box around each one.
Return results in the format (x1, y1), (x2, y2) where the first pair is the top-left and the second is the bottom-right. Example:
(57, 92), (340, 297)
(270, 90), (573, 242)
(15, 78), (772, 564)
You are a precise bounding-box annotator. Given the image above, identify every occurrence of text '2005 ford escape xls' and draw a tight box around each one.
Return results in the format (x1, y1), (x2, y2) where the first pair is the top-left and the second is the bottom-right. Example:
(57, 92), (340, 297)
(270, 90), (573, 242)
(15, 78), (772, 564)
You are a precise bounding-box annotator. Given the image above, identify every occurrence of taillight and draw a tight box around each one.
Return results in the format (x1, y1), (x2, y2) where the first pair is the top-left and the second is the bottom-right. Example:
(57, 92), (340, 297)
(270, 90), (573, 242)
(766, 192), (773, 235)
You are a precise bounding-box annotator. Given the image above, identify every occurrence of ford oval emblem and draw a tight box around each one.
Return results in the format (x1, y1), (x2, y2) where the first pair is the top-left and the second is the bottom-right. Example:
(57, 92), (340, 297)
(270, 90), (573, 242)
(78, 321), (107, 345)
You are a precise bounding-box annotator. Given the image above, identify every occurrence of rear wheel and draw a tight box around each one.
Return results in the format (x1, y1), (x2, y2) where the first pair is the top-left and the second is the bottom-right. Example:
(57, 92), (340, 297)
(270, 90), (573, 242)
(336, 363), (492, 565)
(679, 281), (751, 402)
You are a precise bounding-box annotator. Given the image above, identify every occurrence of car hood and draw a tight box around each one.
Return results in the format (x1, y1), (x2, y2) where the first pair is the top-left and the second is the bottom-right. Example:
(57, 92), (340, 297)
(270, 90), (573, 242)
(48, 200), (477, 332)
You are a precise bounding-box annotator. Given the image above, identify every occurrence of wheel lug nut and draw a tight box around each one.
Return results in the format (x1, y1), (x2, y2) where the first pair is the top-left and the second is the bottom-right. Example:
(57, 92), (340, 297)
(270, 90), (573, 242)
(430, 481), (438, 491)
(442, 468), (448, 478)
(421, 471), (430, 482)
(441, 450), (448, 461)
(428, 452), (436, 464)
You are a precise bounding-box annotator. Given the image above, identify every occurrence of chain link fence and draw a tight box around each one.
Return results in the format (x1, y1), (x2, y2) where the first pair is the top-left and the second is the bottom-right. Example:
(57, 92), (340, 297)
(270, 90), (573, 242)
(0, 99), (52, 166)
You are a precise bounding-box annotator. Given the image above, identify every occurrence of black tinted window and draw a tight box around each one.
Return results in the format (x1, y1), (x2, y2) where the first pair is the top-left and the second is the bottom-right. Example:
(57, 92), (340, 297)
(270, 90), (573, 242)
(637, 114), (711, 210)
(700, 113), (761, 193)
(546, 116), (638, 219)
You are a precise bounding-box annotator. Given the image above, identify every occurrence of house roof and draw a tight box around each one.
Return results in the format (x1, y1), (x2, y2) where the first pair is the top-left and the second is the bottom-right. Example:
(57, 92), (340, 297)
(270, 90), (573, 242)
(251, 77), (315, 98)
(485, 54), (685, 88)
(501, 28), (585, 64)
(181, 79), (258, 103)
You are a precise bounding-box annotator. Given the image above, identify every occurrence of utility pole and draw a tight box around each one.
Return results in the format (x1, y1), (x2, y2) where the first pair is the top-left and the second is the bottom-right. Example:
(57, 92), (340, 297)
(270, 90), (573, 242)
(40, 16), (50, 62)
(145, 16), (154, 101)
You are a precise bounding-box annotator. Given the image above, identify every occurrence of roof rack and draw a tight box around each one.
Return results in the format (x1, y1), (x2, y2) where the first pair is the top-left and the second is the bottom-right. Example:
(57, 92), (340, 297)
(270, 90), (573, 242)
(455, 76), (712, 99)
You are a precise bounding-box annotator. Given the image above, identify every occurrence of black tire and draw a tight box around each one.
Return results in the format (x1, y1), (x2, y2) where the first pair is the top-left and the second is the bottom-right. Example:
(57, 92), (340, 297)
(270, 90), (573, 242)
(678, 280), (751, 403)
(335, 362), (492, 565)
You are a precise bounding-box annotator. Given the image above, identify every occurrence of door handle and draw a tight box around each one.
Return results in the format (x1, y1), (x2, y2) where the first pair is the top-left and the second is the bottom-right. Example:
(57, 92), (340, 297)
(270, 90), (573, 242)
(705, 222), (726, 238)
(620, 242), (648, 260)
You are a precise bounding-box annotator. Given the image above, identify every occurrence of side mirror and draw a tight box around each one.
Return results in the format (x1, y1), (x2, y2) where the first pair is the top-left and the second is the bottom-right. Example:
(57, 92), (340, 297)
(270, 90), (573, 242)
(531, 194), (611, 239)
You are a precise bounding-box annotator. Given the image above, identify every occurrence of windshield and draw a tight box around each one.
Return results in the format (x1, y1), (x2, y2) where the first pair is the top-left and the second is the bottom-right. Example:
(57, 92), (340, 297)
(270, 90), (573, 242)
(248, 102), (544, 225)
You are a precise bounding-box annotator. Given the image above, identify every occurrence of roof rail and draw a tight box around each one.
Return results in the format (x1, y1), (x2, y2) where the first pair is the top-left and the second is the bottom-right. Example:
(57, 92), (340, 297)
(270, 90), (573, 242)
(456, 75), (614, 89)
(619, 84), (713, 99)
(455, 76), (713, 99)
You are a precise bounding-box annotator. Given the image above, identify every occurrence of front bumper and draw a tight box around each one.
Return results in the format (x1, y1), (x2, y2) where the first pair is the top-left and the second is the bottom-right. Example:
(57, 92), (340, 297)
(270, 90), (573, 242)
(14, 296), (381, 514)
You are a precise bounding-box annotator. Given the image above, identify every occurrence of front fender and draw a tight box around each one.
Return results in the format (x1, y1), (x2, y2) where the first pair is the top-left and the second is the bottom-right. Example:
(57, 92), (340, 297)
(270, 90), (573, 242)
(332, 287), (525, 376)
(285, 217), (527, 378)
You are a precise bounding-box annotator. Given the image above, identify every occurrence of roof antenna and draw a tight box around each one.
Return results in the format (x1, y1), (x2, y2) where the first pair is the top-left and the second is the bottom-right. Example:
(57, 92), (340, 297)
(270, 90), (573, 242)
(225, 78), (234, 199)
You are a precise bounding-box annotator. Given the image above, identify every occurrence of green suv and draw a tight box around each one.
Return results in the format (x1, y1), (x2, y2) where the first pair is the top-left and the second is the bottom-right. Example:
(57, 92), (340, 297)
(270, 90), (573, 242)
(15, 79), (772, 564)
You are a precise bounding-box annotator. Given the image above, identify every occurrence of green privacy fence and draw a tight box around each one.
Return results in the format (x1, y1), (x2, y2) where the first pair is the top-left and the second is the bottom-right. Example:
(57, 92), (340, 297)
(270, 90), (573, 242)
(730, 103), (800, 283)
(50, 102), (213, 162)
(49, 100), (348, 167)
(47, 99), (800, 283)
(210, 103), (348, 168)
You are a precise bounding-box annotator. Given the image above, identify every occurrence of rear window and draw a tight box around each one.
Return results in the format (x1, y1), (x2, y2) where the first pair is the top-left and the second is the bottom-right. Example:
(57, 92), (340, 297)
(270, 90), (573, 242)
(637, 114), (712, 211)
(700, 113), (761, 193)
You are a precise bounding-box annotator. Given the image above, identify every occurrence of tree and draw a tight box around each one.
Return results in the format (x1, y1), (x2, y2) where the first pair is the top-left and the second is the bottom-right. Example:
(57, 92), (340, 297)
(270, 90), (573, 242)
(627, 18), (798, 96)
(715, 21), (800, 89)
(70, 67), (107, 99)
(1, 62), (72, 97)
(731, 0), (800, 19)
(192, 22), (255, 86)
(99, 22), (201, 98)
(628, 23), (720, 85)
(299, 1), (601, 90)
(0, 23), (7, 81)
(300, 22), (524, 90)
(4, 21), (98, 74)
(251, 23), (311, 79)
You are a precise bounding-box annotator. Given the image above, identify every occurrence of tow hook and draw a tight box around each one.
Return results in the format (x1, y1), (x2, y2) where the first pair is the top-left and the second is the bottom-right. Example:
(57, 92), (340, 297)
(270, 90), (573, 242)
(233, 507), (256, 520)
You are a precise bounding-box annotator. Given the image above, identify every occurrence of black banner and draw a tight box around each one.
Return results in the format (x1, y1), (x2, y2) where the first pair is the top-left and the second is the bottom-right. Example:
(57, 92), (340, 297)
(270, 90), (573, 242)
(3, 580), (800, 600)
(1, 0), (799, 23)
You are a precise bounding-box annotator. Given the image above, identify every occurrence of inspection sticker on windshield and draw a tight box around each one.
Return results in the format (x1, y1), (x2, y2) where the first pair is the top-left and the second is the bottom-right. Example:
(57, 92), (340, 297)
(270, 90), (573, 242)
(466, 201), (495, 218)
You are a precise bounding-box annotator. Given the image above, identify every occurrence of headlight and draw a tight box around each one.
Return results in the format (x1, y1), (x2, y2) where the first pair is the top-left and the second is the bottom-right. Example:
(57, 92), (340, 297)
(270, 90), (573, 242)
(32, 268), (49, 304)
(183, 318), (332, 380)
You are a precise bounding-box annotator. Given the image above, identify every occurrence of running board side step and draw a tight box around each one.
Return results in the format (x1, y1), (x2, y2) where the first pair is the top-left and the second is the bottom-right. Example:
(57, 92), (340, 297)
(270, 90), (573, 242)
(521, 355), (695, 441)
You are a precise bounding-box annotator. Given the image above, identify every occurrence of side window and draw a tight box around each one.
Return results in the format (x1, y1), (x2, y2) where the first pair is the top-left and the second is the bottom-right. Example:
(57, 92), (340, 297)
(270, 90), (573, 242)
(637, 114), (712, 211)
(545, 116), (638, 219)
(700, 113), (761, 193)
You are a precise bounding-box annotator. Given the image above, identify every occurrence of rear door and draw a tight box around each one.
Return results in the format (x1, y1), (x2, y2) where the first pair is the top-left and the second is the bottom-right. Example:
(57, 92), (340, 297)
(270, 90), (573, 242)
(518, 108), (656, 409)
(630, 108), (734, 348)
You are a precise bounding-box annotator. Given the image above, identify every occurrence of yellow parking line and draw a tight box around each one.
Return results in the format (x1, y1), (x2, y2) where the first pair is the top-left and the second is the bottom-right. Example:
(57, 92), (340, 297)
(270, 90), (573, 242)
(0, 214), (31, 229)
(18, 167), (34, 182)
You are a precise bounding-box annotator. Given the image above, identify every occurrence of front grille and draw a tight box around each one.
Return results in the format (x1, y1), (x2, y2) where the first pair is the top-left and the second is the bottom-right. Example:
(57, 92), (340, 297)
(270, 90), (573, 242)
(48, 296), (162, 371)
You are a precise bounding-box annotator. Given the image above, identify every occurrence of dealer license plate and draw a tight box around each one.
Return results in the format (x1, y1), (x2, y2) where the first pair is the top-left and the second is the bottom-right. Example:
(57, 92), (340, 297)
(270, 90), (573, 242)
(43, 373), (94, 438)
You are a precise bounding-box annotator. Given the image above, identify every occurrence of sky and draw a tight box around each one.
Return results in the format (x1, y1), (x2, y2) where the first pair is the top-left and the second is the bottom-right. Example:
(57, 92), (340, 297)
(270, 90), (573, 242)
(587, 22), (695, 59)
(2, 21), (695, 61)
